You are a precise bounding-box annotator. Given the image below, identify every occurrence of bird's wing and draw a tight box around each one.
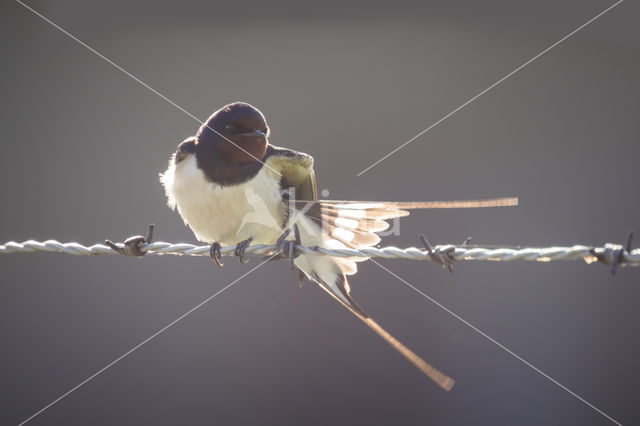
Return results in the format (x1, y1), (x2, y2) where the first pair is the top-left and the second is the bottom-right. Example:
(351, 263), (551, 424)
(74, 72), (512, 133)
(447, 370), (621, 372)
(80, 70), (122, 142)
(264, 145), (317, 201)
(264, 146), (361, 272)
(266, 144), (517, 251)
(265, 147), (456, 390)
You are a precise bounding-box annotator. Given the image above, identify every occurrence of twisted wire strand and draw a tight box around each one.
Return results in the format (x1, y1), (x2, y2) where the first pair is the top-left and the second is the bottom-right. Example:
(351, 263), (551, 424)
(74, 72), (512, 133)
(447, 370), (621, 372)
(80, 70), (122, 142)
(1, 239), (639, 267)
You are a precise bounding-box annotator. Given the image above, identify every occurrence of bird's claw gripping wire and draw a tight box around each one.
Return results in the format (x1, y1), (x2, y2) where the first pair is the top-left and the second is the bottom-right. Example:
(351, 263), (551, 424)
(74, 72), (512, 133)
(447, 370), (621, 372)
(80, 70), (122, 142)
(289, 224), (302, 270)
(287, 225), (305, 285)
(234, 237), (253, 264)
(263, 225), (304, 285)
(209, 242), (223, 267)
(419, 233), (457, 273)
(271, 224), (303, 274)
(274, 228), (292, 255)
(105, 224), (154, 257)
(591, 231), (634, 275)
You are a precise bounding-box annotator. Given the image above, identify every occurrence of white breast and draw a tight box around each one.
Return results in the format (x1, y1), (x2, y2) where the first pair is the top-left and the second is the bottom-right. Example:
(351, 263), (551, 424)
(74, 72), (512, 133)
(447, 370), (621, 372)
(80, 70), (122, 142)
(160, 154), (286, 246)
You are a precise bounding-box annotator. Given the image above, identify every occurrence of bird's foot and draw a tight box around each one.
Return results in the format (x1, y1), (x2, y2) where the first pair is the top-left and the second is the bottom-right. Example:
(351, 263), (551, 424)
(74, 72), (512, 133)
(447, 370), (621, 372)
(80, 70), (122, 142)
(273, 224), (302, 269)
(274, 228), (292, 255)
(105, 224), (154, 257)
(209, 242), (224, 267)
(234, 237), (254, 264)
(268, 225), (305, 286)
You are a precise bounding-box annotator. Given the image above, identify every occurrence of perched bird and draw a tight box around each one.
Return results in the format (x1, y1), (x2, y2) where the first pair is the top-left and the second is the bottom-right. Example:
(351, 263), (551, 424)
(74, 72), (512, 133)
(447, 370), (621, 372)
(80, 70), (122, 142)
(160, 101), (517, 390)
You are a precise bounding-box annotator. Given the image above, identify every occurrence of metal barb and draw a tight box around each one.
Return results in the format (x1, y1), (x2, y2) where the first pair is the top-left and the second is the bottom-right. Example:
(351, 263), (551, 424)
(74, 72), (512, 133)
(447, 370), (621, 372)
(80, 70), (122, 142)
(590, 231), (634, 275)
(145, 224), (154, 245)
(625, 231), (634, 253)
(611, 231), (634, 275)
(105, 223), (154, 257)
(419, 233), (455, 273)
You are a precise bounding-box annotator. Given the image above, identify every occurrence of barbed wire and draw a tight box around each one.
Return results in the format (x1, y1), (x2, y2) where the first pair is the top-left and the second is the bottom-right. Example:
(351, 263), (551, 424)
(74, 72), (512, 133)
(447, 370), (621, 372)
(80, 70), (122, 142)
(1, 237), (638, 271)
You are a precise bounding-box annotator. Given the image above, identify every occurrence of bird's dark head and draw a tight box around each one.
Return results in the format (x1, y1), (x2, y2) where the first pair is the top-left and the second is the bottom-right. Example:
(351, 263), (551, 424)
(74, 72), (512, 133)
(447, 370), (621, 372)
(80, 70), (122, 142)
(196, 102), (270, 165)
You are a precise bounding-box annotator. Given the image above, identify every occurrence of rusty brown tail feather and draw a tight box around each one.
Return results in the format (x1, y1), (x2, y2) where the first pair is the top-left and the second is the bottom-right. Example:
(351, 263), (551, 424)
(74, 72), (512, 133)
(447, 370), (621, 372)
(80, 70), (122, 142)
(310, 197), (518, 209)
(307, 270), (455, 390)
(362, 317), (455, 391)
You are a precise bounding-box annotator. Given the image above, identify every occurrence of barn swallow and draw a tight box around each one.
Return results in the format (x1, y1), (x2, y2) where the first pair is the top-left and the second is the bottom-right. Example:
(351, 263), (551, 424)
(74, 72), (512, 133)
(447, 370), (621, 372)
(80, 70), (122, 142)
(160, 102), (517, 390)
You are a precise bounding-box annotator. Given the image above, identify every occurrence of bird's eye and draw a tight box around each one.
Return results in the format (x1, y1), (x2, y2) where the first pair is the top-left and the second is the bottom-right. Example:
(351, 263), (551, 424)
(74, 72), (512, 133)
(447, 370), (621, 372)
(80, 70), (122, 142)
(225, 123), (235, 130)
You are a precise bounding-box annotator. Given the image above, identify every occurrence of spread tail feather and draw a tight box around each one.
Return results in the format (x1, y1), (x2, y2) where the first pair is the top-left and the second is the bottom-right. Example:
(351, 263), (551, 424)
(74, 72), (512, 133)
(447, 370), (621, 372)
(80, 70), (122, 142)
(295, 253), (455, 391)
(294, 197), (517, 251)
(320, 196), (518, 209)
(363, 317), (455, 391)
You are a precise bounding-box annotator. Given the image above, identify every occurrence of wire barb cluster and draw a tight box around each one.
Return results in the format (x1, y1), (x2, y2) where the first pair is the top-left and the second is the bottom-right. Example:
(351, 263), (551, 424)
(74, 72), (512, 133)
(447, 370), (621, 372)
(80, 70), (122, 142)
(2, 239), (639, 270)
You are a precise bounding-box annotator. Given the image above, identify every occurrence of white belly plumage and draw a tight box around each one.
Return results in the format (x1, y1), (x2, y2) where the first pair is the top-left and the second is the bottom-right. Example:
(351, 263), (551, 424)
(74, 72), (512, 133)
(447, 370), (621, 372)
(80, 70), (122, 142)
(161, 151), (360, 285)
(160, 154), (286, 246)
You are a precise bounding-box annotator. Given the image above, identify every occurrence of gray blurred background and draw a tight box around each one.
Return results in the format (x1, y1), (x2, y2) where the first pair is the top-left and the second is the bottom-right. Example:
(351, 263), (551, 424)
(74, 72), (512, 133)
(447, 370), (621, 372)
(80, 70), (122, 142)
(1, 0), (639, 424)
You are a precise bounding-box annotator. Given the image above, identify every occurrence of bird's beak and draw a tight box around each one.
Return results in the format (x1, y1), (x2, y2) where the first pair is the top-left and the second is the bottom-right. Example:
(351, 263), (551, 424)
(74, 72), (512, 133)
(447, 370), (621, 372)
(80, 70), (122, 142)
(240, 130), (266, 138)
